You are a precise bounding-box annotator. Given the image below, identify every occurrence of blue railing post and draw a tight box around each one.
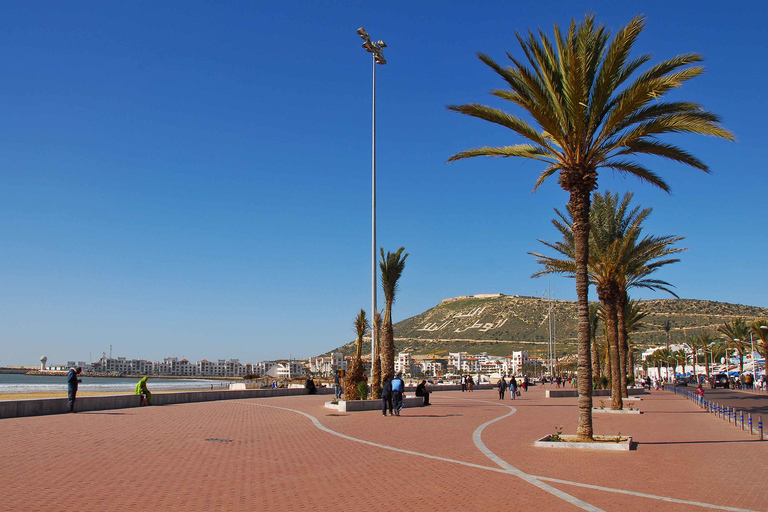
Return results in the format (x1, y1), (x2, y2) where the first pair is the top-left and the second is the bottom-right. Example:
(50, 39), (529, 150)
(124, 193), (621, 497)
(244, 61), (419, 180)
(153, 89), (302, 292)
(749, 413), (753, 435)
(760, 416), (763, 441)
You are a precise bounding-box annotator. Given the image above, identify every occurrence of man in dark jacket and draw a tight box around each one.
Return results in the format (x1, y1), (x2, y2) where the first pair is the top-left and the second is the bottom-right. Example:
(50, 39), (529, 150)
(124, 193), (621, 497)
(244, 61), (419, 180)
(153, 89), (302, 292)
(381, 374), (394, 416)
(67, 367), (82, 413)
(415, 380), (431, 406)
(498, 376), (507, 400)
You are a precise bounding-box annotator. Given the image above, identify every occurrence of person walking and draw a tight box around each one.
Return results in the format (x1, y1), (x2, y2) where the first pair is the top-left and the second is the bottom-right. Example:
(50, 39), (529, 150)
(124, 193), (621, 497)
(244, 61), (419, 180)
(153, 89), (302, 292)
(460, 375), (467, 392)
(509, 376), (518, 400)
(522, 376), (529, 392)
(134, 376), (152, 405)
(333, 370), (343, 399)
(66, 367), (82, 413)
(695, 384), (705, 407)
(381, 374), (394, 416)
(467, 375), (474, 392)
(391, 372), (405, 416)
(498, 376), (507, 400)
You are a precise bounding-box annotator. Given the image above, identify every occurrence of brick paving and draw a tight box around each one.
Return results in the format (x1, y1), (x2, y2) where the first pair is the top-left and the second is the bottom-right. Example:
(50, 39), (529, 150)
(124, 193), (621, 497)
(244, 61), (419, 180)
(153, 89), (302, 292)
(1, 386), (766, 512)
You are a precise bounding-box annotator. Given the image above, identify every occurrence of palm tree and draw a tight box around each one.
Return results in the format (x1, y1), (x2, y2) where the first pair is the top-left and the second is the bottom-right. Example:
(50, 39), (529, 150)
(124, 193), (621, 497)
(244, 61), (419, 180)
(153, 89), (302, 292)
(718, 318), (750, 377)
(379, 247), (408, 381)
(371, 310), (383, 398)
(623, 298), (647, 385)
(663, 320), (672, 350)
(345, 309), (369, 400)
(532, 191), (683, 406)
(750, 320), (768, 379)
(692, 331), (717, 377)
(447, 15), (733, 438)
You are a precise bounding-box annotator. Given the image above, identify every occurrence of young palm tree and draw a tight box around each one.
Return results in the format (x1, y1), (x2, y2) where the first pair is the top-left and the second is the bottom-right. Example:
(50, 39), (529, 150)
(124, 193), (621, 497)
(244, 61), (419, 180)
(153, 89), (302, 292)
(345, 309), (370, 400)
(371, 311), (383, 398)
(718, 318), (750, 377)
(448, 14), (733, 439)
(379, 247), (408, 381)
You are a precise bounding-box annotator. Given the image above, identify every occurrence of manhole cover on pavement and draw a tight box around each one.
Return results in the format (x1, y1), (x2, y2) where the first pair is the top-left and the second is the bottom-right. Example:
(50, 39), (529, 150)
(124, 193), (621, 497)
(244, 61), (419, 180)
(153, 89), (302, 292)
(205, 438), (233, 443)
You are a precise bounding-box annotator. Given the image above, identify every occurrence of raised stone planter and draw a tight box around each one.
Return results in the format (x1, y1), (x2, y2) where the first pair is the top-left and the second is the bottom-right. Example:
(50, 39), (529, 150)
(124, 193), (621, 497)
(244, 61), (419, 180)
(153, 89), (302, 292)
(593, 408), (642, 414)
(546, 387), (646, 398)
(535, 434), (633, 451)
(325, 395), (425, 412)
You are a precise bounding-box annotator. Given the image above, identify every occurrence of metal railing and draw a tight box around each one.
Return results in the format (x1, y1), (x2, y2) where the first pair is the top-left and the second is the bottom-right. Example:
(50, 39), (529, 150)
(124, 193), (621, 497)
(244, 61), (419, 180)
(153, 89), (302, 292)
(667, 386), (763, 440)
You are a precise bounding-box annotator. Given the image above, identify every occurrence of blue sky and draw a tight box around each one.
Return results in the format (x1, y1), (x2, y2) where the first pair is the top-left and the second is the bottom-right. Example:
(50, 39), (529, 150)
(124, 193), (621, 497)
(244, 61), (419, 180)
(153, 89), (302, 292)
(2, 1), (765, 366)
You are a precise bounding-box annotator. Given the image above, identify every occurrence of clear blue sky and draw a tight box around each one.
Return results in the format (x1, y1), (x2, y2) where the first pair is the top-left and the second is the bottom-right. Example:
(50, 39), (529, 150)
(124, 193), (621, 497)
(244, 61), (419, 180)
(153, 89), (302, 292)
(2, 1), (765, 366)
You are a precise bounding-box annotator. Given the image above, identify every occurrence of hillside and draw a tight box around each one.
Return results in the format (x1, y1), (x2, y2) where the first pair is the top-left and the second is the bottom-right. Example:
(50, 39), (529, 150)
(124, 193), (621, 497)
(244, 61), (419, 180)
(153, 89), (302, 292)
(330, 294), (768, 359)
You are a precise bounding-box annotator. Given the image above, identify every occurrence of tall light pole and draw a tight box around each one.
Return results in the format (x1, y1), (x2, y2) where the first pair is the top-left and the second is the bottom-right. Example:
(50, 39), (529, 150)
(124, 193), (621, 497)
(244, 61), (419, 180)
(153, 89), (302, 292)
(357, 27), (387, 382)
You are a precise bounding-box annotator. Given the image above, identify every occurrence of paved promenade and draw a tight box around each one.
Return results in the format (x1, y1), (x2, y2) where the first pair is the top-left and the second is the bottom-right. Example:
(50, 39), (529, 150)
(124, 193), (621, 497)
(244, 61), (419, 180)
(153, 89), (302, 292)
(2, 386), (765, 512)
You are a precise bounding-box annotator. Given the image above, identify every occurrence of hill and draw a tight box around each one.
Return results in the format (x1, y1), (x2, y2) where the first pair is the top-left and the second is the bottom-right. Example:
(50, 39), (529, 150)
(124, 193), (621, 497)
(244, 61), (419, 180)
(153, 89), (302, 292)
(330, 294), (768, 359)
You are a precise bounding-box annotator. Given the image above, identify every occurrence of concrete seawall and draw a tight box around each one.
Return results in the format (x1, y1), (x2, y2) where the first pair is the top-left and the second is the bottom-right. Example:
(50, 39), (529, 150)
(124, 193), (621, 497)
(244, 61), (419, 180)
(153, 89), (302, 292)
(0, 387), (335, 419)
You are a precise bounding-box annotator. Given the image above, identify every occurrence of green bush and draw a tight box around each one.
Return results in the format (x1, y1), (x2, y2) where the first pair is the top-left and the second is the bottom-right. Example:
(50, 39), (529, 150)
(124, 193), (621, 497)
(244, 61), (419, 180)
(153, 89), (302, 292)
(356, 381), (369, 400)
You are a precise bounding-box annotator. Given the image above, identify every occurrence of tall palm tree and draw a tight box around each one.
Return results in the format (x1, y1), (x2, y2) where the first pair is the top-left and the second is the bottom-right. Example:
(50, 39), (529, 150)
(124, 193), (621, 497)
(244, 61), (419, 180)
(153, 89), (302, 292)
(371, 311), (383, 398)
(345, 309), (370, 400)
(663, 320), (672, 350)
(379, 247), (408, 381)
(447, 14), (733, 438)
(718, 318), (750, 377)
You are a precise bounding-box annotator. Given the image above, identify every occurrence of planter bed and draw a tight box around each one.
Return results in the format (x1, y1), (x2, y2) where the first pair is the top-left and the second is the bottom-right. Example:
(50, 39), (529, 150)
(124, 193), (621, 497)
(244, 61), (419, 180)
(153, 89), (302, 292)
(535, 434), (633, 451)
(325, 395), (425, 412)
(593, 408), (642, 414)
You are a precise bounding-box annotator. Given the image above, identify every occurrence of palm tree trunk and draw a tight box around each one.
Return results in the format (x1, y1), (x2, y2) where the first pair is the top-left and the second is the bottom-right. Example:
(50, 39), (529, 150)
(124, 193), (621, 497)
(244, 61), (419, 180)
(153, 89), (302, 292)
(380, 300), (395, 381)
(628, 350), (635, 386)
(591, 337), (600, 384)
(604, 343), (611, 389)
(704, 348), (710, 377)
(570, 186), (594, 440)
(617, 293), (629, 398)
(601, 292), (623, 410)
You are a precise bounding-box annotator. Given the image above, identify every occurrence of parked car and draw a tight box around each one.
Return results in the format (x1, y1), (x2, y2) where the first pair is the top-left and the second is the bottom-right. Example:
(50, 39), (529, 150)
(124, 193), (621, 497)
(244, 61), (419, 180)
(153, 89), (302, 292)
(710, 373), (730, 389)
(674, 376), (688, 387)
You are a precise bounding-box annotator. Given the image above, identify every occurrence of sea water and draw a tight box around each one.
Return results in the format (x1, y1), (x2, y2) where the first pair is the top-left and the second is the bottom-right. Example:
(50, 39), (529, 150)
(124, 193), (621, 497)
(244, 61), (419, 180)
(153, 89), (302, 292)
(0, 373), (231, 393)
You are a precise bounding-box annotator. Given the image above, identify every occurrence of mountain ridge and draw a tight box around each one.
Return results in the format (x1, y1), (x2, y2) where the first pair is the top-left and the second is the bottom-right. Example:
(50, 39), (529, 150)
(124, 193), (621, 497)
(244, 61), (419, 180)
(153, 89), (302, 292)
(329, 294), (768, 358)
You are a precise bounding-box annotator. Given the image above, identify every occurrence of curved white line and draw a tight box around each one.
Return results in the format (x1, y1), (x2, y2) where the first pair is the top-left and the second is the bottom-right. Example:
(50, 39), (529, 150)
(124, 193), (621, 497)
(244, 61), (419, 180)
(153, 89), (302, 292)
(245, 400), (760, 512)
(248, 400), (603, 512)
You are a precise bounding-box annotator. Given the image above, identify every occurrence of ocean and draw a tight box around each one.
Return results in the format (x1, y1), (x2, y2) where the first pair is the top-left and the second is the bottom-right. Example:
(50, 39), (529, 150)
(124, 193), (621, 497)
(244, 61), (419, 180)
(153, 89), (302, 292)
(0, 373), (231, 393)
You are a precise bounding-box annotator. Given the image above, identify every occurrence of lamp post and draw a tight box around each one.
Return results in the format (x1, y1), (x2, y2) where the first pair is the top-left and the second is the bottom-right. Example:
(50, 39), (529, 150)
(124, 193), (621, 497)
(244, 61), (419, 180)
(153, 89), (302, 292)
(357, 27), (387, 382)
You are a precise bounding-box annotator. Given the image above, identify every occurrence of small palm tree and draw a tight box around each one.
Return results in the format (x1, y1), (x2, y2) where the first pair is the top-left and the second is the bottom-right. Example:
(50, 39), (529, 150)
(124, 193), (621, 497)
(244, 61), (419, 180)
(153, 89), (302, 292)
(344, 309), (369, 400)
(371, 310), (383, 398)
(379, 247), (408, 380)
(448, 14), (733, 440)
(718, 318), (750, 377)
(693, 331), (717, 377)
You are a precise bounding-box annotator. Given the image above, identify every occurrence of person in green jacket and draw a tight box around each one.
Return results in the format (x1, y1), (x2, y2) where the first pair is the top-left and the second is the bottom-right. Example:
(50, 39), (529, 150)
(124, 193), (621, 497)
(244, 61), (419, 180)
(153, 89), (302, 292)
(135, 376), (151, 405)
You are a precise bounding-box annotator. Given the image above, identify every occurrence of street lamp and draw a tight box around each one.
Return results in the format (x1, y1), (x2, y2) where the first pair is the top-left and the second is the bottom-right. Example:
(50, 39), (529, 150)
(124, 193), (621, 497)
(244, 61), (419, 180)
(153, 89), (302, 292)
(357, 27), (387, 382)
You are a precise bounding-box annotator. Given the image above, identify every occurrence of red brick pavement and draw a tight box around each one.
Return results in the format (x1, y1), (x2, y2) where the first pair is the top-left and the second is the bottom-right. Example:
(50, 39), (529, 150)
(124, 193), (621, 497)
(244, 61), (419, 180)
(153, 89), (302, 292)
(1, 387), (765, 512)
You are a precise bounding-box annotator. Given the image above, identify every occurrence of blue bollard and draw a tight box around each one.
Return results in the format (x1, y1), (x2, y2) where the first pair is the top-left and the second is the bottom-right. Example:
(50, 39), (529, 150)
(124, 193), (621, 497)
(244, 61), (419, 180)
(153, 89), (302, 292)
(760, 416), (764, 441)
(749, 413), (753, 435)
